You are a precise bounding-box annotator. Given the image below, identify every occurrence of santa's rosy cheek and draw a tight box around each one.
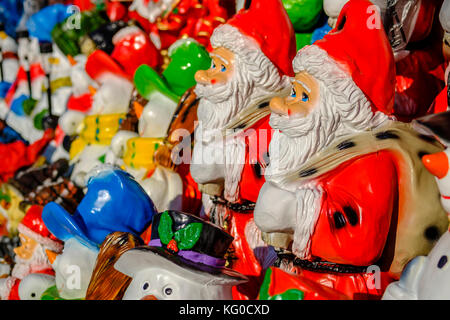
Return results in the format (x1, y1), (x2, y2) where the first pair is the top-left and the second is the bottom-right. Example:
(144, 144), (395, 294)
(287, 109), (291, 116)
(211, 79), (217, 84)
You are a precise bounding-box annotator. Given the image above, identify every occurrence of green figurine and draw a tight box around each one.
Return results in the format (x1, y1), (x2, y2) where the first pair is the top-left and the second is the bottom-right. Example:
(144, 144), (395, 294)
(282, 0), (324, 49)
(51, 10), (107, 57)
(134, 37), (211, 102)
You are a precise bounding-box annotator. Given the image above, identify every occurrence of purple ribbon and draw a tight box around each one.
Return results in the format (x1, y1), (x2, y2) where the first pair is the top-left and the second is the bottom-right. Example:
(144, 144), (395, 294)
(149, 239), (226, 268)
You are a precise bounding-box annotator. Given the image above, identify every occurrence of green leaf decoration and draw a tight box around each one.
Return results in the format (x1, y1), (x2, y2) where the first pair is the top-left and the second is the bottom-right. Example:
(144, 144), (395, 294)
(41, 285), (64, 300)
(269, 289), (304, 300)
(158, 211), (174, 245)
(258, 268), (304, 300)
(174, 223), (203, 250)
(258, 268), (273, 300)
(41, 285), (82, 300)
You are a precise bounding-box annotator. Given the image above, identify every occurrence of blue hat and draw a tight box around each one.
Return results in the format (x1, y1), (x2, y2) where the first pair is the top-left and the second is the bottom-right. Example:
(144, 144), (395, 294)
(26, 4), (72, 43)
(42, 167), (157, 249)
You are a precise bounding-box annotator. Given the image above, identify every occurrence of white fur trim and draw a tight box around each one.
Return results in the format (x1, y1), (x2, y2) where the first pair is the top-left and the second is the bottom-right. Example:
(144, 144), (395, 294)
(292, 45), (391, 127)
(18, 224), (63, 253)
(293, 45), (352, 81)
(112, 26), (143, 45)
(211, 24), (261, 54)
(0, 276), (17, 300)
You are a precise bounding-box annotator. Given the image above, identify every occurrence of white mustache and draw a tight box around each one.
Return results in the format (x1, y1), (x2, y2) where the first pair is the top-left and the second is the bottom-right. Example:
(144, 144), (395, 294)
(194, 81), (234, 104)
(269, 112), (318, 138)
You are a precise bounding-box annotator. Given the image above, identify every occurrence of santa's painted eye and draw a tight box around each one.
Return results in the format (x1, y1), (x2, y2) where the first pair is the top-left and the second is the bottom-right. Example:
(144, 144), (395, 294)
(302, 92), (309, 102)
(164, 287), (173, 296)
(142, 282), (150, 291)
(290, 88), (296, 98)
(220, 65), (226, 72)
(211, 61), (216, 69)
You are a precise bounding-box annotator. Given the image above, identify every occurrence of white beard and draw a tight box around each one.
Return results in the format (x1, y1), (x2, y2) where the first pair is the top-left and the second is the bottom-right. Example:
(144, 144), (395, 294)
(194, 68), (252, 204)
(265, 84), (389, 259)
(12, 245), (52, 279)
(195, 80), (249, 131)
(266, 98), (339, 180)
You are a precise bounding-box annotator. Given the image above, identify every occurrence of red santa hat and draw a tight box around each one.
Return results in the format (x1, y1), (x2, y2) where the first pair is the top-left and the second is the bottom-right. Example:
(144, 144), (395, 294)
(85, 26), (160, 83)
(294, 0), (396, 115)
(17, 205), (63, 253)
(210, 0), (296, 77)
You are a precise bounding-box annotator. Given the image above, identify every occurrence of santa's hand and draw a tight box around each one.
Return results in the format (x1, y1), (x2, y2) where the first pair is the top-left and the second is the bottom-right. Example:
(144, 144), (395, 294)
(190, 138), (226, 184)
(254, 181), (297, 233)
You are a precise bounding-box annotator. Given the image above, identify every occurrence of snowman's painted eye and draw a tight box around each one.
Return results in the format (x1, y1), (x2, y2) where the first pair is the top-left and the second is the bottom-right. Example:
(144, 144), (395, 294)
(142, 282), (150, 291)
(164, 287), (173, 296)
(31, 293), (36, 298)
(438, 255), (448, 269)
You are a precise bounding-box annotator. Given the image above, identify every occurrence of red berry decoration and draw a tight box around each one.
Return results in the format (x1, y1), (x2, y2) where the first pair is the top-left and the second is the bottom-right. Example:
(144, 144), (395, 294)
(167, 239), (179, 253)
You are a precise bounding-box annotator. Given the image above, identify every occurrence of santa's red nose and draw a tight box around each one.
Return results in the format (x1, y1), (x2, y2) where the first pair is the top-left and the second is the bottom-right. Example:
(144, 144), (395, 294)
(422, 152), (449, 179)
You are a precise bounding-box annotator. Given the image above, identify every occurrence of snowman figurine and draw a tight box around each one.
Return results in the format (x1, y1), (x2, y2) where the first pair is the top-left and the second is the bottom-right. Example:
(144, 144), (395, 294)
(5, 33), (47, 143)
(108, 37), (210, 211)
(383, 111), (450, 300)
(115, 210), (248, 300)
(64, 26), (158, 187)
(41, 165), (157, 299)
(0, 25), (20, 119)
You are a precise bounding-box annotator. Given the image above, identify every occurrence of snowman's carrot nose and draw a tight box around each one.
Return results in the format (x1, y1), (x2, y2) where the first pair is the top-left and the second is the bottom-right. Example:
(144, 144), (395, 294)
(423, 151), (449, 179)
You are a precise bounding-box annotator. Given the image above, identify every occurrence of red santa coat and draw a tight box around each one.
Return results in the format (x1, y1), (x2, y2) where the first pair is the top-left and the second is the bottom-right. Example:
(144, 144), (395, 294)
(290, 151), (399, 299)
(311, 151), (397, 266)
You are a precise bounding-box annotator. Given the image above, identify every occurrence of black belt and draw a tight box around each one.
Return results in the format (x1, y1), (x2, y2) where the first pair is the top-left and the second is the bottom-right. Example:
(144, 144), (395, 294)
(275, 253), (370, 274)
(210, 195), (255, 213)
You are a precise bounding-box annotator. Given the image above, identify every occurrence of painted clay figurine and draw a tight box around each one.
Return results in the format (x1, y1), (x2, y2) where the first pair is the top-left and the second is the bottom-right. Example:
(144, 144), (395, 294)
(253, 0), (448, 299)
(41, 165), (157, 299)
(0, 205), (63, 300)
(109, 37), (210, 211)
(65, 26), (158, 187)
(190, 0), (296, 300)
(282, 0), (324, 49)
(381, 110), (450, 300)
(114, 210), (248, 300)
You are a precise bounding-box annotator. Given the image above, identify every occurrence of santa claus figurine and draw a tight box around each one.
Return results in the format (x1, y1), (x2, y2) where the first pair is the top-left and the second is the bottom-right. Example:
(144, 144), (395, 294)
(254, 0), (449, 300)
(0, 205), (63, 300)
(190, 0), (296, 300)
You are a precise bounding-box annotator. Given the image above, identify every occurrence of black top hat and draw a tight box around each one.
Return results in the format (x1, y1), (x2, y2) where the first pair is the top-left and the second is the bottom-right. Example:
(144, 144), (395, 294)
(89, 20), (127, 55)
(115, 211), (248, 285)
